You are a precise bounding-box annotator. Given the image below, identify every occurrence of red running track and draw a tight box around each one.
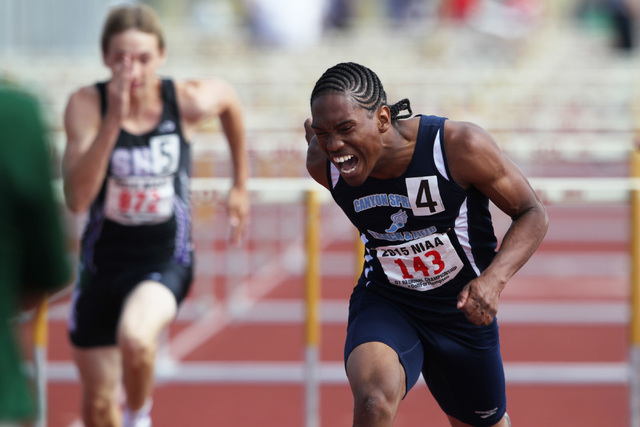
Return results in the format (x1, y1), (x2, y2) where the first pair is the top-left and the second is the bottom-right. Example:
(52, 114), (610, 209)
(35, 204), (632, 426)
(38, 272), (630, 427)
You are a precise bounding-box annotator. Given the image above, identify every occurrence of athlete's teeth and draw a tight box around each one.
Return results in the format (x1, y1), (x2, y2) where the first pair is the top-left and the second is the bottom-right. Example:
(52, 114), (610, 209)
(334, 155), (353, 164)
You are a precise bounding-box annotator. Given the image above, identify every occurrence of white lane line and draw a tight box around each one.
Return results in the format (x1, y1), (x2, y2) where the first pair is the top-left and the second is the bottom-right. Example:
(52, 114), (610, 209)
(165, 223), (347, 360)
(165, 306), (230, 361)
(505, 362), (630, 384)
(498, 301), (628, 324)
(46, 300), (629, 325)
(46, 360), (631, 385)
(210, 300), (629, 325)
(165, 256), (291, 361)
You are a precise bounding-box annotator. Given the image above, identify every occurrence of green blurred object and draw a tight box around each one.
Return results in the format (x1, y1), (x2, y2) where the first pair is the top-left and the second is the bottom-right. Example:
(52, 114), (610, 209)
(0, 83), (70, 423)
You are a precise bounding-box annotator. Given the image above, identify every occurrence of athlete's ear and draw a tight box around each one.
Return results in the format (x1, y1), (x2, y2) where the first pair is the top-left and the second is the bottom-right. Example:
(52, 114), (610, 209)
(377, 105), (391, 133)
(158, 47), (167, 67)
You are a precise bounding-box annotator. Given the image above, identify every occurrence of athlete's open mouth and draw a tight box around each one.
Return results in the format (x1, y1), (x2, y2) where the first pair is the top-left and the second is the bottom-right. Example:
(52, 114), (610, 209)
(332, 154), (359, 174)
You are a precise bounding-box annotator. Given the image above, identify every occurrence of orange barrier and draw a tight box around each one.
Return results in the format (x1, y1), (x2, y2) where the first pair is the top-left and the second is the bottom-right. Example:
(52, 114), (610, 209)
(630, 147), (640, 427)
(304, 189), (321, 427)
(33, 296), (49, 427)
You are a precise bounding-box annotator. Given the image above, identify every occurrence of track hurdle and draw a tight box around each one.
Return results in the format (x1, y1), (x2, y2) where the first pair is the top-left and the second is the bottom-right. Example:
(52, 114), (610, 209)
(304, 189), (322, 427)
(33, 296), (49, 427)
(630, 146), (640, 427)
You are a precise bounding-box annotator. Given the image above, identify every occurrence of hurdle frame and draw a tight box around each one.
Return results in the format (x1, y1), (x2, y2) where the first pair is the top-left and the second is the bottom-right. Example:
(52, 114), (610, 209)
(43, 176), (640, 426)
(630, 147), (640, 427)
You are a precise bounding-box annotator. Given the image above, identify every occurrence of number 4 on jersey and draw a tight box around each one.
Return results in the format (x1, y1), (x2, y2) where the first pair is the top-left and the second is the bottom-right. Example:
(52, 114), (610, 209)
(406, 176), (445, 216)
(416, 179), (438, 212)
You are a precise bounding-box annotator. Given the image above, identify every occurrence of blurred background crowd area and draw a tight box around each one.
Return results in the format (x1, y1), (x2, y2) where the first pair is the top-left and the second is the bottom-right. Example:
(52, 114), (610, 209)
(0, 0), (639, 182)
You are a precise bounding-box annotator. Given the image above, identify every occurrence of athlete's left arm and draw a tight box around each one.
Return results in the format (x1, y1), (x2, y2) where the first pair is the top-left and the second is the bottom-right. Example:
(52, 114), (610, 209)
(177, 78), (249, 245)
(444, 120), (549, 326)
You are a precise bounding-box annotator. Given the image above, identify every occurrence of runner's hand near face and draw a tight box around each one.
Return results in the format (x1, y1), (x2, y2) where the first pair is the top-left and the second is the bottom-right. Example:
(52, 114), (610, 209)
(303, 118), (330, 190)
(62, 53), (133, 213)
(107, 53), (133, 123)
(304, 118), (316, 145)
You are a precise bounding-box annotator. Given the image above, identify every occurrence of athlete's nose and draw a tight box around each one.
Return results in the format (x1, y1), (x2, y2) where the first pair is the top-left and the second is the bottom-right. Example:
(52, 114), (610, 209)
(130, 59), (143, 79)
(325, 134), (345, 152)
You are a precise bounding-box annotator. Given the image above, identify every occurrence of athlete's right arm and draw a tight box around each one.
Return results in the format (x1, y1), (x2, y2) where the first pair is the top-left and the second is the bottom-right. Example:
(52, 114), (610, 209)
(304, 118), (330, 190)
(61, 86), (121, 213)
(62, 55), (133, 213)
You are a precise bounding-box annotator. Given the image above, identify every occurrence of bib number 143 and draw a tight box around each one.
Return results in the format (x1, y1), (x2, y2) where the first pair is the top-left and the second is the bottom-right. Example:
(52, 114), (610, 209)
(393, 250), (445, 279)
(376, 232), (464, 291)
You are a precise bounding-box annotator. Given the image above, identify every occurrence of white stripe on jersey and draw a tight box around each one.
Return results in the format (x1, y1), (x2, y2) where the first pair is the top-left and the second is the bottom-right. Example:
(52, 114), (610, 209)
(330, 163), (341, 188)
(436, 128), (481, 275)
(360, 233), (374, 278)
(454, 199), (482, 276)
(433, 129), (450, 181)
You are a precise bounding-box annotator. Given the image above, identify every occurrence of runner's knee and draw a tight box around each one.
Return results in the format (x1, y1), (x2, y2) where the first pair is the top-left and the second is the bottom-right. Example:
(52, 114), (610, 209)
(82, 389), (119, 427)
(118, 332), (156, 369)
(349, 362), (404, 424)
(352, 386), (400, 425)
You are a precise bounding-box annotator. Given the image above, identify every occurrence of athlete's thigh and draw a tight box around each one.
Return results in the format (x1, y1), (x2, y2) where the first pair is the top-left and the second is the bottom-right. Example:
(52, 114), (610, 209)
(117, 281), (178, 343)
(346, 341), (407, 401)
(68, 268), (123, 348)
(422, 319), (506, 427)
(345, 286), (425, 395)
(134, 260), (193, 305)
(72, 346), (121, 397)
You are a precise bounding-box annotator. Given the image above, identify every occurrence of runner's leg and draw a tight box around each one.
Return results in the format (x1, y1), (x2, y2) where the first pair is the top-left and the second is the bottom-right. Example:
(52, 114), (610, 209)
(117, 281), (177, 411)
(347, 342), (406, 427)
(72, 346), (121, 427)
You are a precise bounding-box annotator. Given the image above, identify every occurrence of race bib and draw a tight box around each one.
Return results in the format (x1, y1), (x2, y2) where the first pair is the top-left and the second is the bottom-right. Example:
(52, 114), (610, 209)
(104, 176), (175, 225)
(376, 232), (464, 291)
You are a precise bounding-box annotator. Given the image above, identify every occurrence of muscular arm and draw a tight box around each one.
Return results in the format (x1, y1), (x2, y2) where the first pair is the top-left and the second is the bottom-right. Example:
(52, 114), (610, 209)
(62, 87), (120, 213)
(178, 78), (249, 244)
(62, 55), (132, 213)
(445, 120), (549, 325)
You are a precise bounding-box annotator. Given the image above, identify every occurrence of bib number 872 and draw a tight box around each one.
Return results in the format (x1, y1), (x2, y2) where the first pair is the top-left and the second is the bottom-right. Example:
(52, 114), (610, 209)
(118, 189), (161, 214)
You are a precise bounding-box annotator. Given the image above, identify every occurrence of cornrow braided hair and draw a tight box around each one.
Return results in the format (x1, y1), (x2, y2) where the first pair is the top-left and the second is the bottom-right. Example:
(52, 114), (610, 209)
(389, 98), (412, 120)
(310, 62), (412, 122)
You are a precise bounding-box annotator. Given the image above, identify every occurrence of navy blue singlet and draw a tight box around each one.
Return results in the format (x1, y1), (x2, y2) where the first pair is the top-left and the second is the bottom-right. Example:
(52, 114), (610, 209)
(329, 115), (498, 321)
(80, 79), (192, 274)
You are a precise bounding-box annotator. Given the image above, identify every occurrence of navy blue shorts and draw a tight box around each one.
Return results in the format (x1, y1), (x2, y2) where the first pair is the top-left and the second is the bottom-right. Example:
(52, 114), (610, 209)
(68, 257), (193, 348)
(344, 284), (506, 426)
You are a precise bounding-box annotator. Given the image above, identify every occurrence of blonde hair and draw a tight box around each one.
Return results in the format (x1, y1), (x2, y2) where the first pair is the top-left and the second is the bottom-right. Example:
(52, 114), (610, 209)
(101, 4), (165, 54)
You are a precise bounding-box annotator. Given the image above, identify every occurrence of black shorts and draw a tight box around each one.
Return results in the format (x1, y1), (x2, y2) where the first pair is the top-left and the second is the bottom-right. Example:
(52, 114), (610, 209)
(344, 283), (506, 427)
(68, 258), (193, 348)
